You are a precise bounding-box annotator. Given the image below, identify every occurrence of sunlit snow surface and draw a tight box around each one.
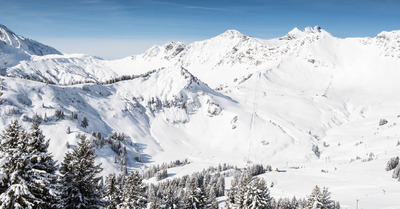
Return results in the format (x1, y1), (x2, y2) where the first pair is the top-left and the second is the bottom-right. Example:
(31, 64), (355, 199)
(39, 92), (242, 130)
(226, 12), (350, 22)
(1, 25), (400, 208)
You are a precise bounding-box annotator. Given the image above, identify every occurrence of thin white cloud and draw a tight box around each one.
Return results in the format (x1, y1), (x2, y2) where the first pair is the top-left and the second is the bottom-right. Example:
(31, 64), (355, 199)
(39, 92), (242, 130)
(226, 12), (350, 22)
(183, 5), (233, 12)
(40, 37), (197, 60)
(148, 0), (238, 12)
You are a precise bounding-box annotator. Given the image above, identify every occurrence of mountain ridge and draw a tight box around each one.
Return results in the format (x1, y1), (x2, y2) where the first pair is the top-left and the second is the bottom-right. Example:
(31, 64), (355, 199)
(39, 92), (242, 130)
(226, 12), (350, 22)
(0, 24), (400, 208)
(0, 24), (61, 55)
(2, 24), (400, 87)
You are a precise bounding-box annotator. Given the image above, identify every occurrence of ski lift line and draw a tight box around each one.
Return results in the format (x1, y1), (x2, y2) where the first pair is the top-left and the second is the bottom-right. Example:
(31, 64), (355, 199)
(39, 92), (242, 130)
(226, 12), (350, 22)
(247, 71), (261, 163)
(323, 74), (333, 97)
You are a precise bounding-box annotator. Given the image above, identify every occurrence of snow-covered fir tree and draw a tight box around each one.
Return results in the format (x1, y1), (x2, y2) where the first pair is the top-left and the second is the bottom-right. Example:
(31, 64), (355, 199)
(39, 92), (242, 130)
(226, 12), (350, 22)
(306, 186), (338, 209)
(385, 156), (399, 171)
(59, 135), (104, 209)
(0, 121), (59, 209)
(206, 187), (219, 209)
(290, 196), (299, 209)
(183, 183), (208, 209)
(147, 184), (160, 209)
(81, 116), (89, 129)
(230, 172), (251, 208)
(160, 187), (181, 209)
(276, 197), (293, 209)
(118, 171), (147, 209)
(0, 120), (21, 193)
(25, 122), (59, 208)
(385, 156), (400, 180)
(104, 173), (121, 209)
(118, 146), (127, 175)
(0, 120), (34, 209)
(225, 189), (236, 209)
(239, 178), (272, 209)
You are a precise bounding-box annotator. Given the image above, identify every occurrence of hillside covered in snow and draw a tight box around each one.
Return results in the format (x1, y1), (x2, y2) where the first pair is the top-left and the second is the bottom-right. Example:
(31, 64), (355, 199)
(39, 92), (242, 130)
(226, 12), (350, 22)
(1, 24), (400, 208)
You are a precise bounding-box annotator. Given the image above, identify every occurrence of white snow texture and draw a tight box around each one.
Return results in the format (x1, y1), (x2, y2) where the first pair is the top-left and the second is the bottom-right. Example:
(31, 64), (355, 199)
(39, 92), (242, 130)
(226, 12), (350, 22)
(1, 24), (400, 208)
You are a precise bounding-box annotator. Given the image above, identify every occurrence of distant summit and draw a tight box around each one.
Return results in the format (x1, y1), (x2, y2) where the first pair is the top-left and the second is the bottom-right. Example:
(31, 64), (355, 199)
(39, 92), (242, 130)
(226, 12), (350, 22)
(0, 24), (61, 56)
(283, 26), (331, 40)
(217, 29), (247, 39)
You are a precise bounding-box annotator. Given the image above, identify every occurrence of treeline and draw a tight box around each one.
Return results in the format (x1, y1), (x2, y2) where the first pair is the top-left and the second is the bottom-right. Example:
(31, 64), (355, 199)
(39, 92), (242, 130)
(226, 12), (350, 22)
(146, 166), (226, 208)
(73, 69), (157, 86)
(1, 69), (158, 86)
(0, 120), (148, 208)
(226, 170), (341, 209)
(142, 159), (190, 180)
(0, 120), (341, 208)
(0, 120), (105, 208)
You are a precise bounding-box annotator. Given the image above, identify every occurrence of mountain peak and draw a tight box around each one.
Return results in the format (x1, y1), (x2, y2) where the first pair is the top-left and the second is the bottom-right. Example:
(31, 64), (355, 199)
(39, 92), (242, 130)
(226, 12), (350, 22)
(217, 29), (246, 39)
(303, 25), (322, 33)
(284, 25), (330, 39)
(289, 26), (323, 35)
(0, 24), (17, 43)
(163, 41), (186, 50)
(376, 30), (400, 39)
(0, 24), (12, 34)
(0, 23), (61, 56)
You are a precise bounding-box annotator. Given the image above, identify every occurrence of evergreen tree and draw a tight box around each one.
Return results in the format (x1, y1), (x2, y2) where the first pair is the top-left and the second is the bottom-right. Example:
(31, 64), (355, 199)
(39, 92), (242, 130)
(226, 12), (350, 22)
(207, 188), (219, 209)
(54, 110), (65, 120)
(240, 178), (272, 209)
(312, 145), (320, 157)
(0, 121), (59, 209)
(44, 113), (48, 122)
(320, 187), (335, 208)
(0, 120), (21, 192)
(183, 184), (208, 209)
(70, 112), (78, 120)
(291, 196), (299, 209)
(392, 165), (400, 180)
(276, 198), (288, 209)
(149, 197), (162, 209)
(118, 171), (147, 209)
(118, 147), (127, 175)
(25, 122), (59, 208)
(59, 135), (103, 209)
(104, 173), (121, 209)
(306, 186), (321, 209)
(233, 173), (251, 209)
(334, 201), (341, 209)
(160, 187), (180, 209)
(0, 120), (34, 208)
(216, 176), (225, 197)
(147, 184), (161, 209)
(81, 116), (89, 129)
(306, 186), (335, 209)
(225, 189), (236, 209)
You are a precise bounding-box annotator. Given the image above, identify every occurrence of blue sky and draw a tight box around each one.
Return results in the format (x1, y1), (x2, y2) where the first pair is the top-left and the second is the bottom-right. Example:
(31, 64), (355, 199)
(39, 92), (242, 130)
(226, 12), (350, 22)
(1, 0), (399, 59)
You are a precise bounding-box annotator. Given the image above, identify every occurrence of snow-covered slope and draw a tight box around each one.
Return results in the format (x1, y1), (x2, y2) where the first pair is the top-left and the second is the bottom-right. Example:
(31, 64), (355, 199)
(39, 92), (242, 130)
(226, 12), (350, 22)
(0, 25), (61, 56)
(3, 25), (399, 89)
(0, 24), (61, 69)
(0, 66), (225, 171)
(1, 24), (400, 208)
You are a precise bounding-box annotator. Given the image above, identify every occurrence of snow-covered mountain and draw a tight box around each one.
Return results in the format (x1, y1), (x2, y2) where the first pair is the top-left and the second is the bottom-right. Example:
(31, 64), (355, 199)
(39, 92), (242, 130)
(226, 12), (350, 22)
(0, 24), (61, 56)
(0, 24), (61, 69)
(1, 24), (400, 208)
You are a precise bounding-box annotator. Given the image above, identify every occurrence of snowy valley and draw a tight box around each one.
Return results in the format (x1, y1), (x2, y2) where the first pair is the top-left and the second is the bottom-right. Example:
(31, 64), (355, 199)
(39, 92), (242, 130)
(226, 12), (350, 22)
(1, 24), (400, 208)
